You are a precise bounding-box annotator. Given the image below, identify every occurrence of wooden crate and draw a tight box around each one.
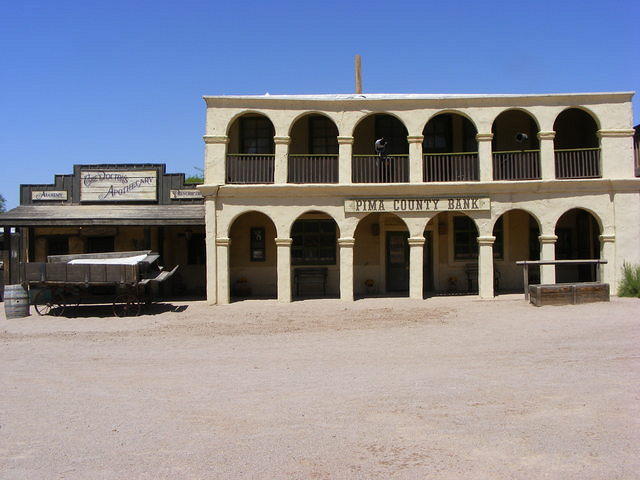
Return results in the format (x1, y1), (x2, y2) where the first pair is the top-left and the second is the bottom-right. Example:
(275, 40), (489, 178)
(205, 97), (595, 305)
(529, 283), (609, 307)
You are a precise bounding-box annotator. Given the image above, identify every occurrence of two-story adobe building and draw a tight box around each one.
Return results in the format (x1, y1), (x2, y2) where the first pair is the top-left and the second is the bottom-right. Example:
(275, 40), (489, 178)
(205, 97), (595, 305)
(198, 92), (639, 304)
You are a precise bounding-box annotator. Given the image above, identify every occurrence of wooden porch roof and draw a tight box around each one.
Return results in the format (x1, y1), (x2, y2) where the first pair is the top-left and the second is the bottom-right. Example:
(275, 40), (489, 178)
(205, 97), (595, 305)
(0, 205), (205, 226)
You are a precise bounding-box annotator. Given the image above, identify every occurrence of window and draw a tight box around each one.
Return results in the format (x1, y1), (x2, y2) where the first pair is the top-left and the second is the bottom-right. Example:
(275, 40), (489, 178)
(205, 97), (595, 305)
(241, 117), (274, 154)
(423, 115), (452, 153)
(46, 236), (69, 256)
(87, 236), (115, 253)
(187, 233), (206, 265)
(291, 219), (336, 265)
(309, 116), (338, 154)
(493, 217), (504, 260)
(250, 227), (266, 262)
(453, 216), (478, 260)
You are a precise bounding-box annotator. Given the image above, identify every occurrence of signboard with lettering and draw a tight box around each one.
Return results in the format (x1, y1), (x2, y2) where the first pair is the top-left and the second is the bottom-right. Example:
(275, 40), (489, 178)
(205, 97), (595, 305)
(170, 189), (203, 200)
(80, 169), (158, 202)
(32, 191), (68, 201)
(344, 197), (491, 213)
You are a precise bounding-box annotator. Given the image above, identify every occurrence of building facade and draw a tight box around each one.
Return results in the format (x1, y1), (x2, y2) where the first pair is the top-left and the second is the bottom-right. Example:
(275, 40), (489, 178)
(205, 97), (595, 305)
(199, 93), (639, 304)
(0, 164), (206, 297)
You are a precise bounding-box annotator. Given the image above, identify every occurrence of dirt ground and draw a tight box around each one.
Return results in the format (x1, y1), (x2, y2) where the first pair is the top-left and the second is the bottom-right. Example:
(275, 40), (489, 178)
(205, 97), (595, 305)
(1, 294), (639, 479)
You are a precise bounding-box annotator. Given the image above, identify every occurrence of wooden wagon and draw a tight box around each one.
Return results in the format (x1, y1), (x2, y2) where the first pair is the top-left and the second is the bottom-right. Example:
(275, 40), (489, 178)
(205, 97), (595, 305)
(21, 251), (178, 317)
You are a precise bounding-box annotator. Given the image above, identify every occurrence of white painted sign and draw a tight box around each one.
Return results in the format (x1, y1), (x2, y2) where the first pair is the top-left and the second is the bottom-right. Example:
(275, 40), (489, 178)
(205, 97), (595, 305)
(32, 190), (68, 201)
(345, 197), (491, 213)
(80, 169), (158, 202)
(170, 189), (203, 200)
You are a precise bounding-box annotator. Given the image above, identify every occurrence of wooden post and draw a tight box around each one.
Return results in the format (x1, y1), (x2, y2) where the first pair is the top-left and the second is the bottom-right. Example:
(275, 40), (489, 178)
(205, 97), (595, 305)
(355, 55), (362, 94)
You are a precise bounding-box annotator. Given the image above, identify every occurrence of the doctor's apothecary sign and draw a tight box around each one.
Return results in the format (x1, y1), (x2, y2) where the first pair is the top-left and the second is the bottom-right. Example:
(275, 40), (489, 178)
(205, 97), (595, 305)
(80, 169), (158, 202)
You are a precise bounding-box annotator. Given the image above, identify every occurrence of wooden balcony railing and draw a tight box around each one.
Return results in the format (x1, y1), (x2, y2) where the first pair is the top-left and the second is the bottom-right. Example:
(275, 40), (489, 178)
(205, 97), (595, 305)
(288, 155), (338, 183)
(352, 155), (409, 183)
(555, 148), (601, 179)
(493, 150), (541, 181)
(423, 152), (479, 182)
(226, 154), (274, 184)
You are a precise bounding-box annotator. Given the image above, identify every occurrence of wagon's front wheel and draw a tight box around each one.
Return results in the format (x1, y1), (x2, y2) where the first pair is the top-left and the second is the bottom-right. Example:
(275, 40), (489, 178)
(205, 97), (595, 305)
(113, 294), (141, 317)
(33, 289), (66, 316)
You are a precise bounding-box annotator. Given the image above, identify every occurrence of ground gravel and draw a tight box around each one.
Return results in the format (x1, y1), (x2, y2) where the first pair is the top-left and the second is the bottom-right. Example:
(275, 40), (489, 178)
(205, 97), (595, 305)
(1, 295), (639, 479)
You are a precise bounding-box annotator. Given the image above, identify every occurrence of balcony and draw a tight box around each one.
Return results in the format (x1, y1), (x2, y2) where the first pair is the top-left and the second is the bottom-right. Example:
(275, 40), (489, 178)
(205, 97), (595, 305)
(555, 148), (601, 179)
(352, 155), (409, 183)
(492, 150), (541, 180)
(226, 154), (274, 184)
(423, 152), (479, 182)
(288, 155), (338, 183)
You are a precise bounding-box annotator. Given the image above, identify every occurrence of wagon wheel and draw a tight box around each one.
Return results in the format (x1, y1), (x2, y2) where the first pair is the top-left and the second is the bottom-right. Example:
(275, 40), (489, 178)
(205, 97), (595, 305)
(113, 294), (141, 317)
(33, 289), (67, 316)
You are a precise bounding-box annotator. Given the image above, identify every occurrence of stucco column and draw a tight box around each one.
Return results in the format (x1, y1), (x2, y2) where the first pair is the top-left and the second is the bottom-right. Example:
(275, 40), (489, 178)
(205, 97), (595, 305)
(338, 237), (355, 301)
(408, 236), (425, 299)
(477, 236), (495, 299)
(538, 131), (555, 180)
(476, 133), (493, 182)
(539, 234), (557, 284)
(276, 238), (292, 302)
(337, 136), (353, 184)
(274, 136), (290, 184)
(598, 130), (636, 178)
(216, 237), (231, 305)
(407, 135), (424, 183)
(599, 234), (615, 287)
(205, 196), (217, 305)
(203, 135), (229, 184)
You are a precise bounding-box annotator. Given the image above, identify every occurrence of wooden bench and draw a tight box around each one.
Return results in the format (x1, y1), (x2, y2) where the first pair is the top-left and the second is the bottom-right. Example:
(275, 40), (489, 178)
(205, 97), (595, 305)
(294, 267), (328, 297)
(529, 282), (609, 306)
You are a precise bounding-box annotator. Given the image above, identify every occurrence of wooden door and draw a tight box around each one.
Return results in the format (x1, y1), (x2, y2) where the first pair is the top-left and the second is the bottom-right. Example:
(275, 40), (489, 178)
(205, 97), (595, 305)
(386, 231), (409, 293)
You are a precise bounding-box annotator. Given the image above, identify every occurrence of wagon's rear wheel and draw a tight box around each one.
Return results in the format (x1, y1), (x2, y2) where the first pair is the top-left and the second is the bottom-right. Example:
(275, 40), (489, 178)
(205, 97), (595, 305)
(113, 294), (141, 317)
(33, 289), (67, 316)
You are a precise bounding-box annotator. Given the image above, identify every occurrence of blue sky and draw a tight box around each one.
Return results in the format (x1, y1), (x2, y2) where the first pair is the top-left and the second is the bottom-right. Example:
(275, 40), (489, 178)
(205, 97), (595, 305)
(1, 0), (638, 209)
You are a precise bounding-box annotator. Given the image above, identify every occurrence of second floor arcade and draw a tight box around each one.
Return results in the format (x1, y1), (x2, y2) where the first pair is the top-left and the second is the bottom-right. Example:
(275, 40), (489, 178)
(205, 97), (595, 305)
(202, 92), (637, 186)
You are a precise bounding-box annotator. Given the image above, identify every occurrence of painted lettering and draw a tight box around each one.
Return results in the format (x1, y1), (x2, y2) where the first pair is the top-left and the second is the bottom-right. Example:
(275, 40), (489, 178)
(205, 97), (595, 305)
(448, 199), (455, 209)
(394, 200), (400, 211)
(472, 198), (479, 209)
(355, 200), (363, 212)
(366, 200), (378, 211)
(378, 200), (385, 211)
(463, 198), (470, 209)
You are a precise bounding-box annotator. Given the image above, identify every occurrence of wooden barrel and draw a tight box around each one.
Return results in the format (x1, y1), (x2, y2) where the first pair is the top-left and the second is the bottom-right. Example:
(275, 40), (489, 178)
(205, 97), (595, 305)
(3, 284), (30, 318)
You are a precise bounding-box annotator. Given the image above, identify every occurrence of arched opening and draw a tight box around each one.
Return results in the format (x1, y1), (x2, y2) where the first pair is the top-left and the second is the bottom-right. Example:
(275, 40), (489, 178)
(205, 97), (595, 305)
(288, 114), (339, 183)
(290, 211), (339, 299)
(226, 113), (275, 184)
(424, 212), (478, 295)
(352, 114), (409, 183)
(229, 211), (277, 300)
(354, 213), (409, 297)
(422, 113), (479, 181)
(492, 209), (541, 293)
(553, 108), (600, 178)
(555, 208), (601, 282)
(491, 110), (540, 180)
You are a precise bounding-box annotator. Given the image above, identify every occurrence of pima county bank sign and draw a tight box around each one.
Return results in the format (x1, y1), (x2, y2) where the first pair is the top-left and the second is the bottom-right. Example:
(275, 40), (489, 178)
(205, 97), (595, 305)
(344, 197), (491, 213)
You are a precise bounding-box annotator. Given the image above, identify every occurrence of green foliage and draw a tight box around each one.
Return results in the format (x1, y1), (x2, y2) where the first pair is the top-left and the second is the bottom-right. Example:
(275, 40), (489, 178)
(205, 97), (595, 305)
(185, 167), (204, 184)
(0, 193), (5, 213)
(185, 175), (204, 184)
(617, 263), (640, 298)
